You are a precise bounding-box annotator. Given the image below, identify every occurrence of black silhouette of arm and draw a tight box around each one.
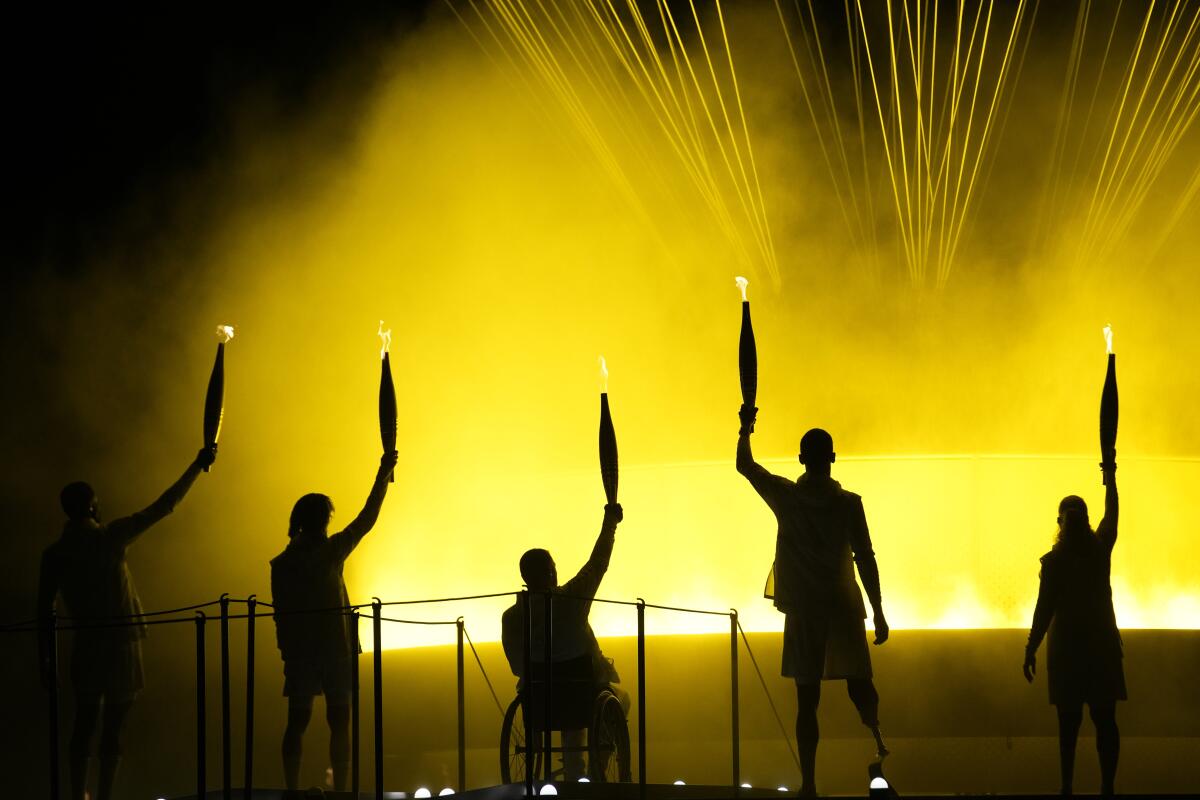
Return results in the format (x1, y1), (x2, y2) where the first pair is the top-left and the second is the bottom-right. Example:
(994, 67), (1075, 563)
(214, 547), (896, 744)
(1027, 559), (1057, 655)
(328, 452), (398, 560)
(737, 430), (790, 511)
(1096, 470), (1118, 551)
(107, 449), (212, 545)
(849, 498), (883, 610)
(564, 504), (622, 600)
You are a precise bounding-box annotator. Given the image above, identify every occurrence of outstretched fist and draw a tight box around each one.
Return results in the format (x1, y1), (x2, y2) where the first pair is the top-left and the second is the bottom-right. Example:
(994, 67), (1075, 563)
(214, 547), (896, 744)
(379, 450), (399, 473)
(738, 404), (758, 435)
(196, 446), (217, 469)
(604, 502), (624, 524)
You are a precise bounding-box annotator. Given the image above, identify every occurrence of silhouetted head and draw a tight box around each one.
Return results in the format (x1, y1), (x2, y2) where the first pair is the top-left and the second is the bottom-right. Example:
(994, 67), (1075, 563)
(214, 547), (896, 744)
(798, 428), (836, 476)
(289, 493), (334, 543)
(1056, 495), (1093, 545)
(519, 548), (557, 592)
(60, 481), (99, 522)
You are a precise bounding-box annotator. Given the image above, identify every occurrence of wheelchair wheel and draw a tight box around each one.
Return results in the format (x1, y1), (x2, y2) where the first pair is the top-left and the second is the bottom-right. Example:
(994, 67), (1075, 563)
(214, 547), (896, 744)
(588, 690), (631, 782)
(499, 696), (542, 784)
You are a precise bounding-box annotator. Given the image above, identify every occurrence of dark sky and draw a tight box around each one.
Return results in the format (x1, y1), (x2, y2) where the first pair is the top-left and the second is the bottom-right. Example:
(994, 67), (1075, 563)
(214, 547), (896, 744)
(3, 3), (432, 281)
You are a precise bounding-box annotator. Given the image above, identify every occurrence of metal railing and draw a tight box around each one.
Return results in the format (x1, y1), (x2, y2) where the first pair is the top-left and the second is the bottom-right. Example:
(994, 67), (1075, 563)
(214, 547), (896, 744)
(8, 589), (755, 799)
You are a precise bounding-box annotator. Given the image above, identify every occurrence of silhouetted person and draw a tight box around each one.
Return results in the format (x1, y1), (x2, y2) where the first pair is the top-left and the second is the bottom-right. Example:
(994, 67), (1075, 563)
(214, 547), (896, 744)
(270, 450), (398, 793)
(37, 446), (217, 800)
(1024, 467), (1123, 797)
(737, 409), (888, 798)
(501, 502), (629, 779)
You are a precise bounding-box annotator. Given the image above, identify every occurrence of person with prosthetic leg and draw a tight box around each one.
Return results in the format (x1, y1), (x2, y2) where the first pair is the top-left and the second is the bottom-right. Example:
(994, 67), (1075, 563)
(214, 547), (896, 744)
(737, 407), (889, 798)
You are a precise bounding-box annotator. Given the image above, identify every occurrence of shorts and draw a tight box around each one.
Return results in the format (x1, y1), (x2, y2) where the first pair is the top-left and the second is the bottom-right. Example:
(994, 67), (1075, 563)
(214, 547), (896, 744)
(782, 610), (872, 684)
(283, 656), (354, 704)
(71, 634), (144, 701)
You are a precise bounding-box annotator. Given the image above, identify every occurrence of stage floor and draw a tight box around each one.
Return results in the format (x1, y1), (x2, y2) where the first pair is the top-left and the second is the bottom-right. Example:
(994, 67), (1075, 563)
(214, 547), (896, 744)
(169, 785), (1200, 800)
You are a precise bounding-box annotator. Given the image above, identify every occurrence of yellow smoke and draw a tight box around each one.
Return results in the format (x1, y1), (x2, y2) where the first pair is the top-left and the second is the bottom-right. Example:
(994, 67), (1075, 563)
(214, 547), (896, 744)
(48, 5), (1200, 649)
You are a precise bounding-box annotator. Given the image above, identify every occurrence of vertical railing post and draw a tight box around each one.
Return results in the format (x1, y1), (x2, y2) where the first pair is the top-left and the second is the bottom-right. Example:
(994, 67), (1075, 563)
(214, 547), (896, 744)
(244, 595), (257, 800)
(456, 617), (466, 792)
(521, 591), (533, 798)
(196, 611), (208, 800)
(636, 599), (646, 800)
(730, 610), (740, 792)
(352, 610), (361, 798)
(45, 610), (61, 800)
(373, 599), (384, 800)
(219, 594), (232, 800)
(542, 590), (553, 783)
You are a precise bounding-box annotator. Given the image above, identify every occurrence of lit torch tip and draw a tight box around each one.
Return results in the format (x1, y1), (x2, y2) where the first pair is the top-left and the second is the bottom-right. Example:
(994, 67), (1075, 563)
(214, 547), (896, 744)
(1103, 324), (1114, 355)
(215, 325), (235, 344)
(735, 276), (749, 303)
(377, 320), (392, 359)
(599, 356), (609, 394)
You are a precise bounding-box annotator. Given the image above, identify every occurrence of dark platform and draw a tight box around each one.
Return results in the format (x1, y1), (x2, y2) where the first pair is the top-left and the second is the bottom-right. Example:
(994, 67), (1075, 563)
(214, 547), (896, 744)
(172, 786), (1200, 800)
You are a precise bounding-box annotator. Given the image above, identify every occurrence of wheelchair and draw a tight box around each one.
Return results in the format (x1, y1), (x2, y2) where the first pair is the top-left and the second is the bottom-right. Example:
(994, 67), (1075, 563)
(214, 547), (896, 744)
(499, 654), (631, 784)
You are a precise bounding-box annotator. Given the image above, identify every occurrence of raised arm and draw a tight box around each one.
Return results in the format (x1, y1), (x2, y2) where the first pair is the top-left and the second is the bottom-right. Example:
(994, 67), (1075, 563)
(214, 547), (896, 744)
(735, 405), (759, 477)
(107, 447), (216, 545)
(563, 503), (622, 598)
(1096, 466), (1118, 550)
(736, 406), (789, 510)
(331, 451), (399, 553)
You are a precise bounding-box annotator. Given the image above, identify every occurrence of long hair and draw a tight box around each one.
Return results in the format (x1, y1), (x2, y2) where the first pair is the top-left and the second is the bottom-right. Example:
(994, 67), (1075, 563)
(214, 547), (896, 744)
(1055, 494), (1099, 551)
(289, 493), (333, 543)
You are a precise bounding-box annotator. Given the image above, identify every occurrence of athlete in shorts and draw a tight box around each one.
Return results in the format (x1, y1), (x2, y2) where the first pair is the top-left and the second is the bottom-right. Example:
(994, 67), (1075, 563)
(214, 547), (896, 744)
(38, 446), (216, 800)
(270, 450), (398, 792)
(737, 407), (889, 798)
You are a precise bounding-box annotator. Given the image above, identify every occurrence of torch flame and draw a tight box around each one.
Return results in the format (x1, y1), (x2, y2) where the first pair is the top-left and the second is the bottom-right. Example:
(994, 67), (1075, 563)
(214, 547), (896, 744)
(599, 356), (609, 394)
(215, 325), (235, 343)
(1103, 324), (1114, 355)
(378, 320), (392, 359)
(735, 276), (749, 302)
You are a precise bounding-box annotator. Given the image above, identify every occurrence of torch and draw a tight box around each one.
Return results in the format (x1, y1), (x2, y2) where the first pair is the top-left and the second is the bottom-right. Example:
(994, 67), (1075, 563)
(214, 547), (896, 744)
(736, 277), (757, 409)
(1100, 324), (1118, 484)
(378, 321), (396, 483)
(202, 325), (234, 471)
(598, 357), (619, 504)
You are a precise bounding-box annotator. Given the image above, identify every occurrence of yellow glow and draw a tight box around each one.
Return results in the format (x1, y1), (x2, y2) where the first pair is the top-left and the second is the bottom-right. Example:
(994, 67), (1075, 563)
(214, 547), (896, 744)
(1104, 323), (1114, 355)
(599, 356), (609, 393)
(100, 6), (1200, 651)
(216, 324), (235, 343)
(735, 275), (749, 302)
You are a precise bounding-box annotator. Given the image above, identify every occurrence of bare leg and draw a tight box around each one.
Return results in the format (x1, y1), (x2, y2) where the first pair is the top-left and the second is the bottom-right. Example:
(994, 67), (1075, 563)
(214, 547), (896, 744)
(282, 699), (314, 790)
(95, 698), (133, 800)
(69, 697), (102, 800)
(327, 699), (351, 791)
(846, 678), (887, 758)
(1056, 704), (1083, 796)
(1089, 703), (1119, 797)
(794, 680), (821, 798)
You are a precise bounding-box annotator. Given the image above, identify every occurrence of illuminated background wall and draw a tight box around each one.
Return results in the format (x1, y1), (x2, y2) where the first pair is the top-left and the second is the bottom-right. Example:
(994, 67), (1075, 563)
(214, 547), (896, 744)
(4, 2), (1200, 797)
(5, 2), (1200, 649)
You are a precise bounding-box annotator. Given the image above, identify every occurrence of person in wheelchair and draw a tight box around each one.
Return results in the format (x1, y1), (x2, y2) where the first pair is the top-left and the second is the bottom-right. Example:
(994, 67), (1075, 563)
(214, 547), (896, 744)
(501, 502), (630, 780)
